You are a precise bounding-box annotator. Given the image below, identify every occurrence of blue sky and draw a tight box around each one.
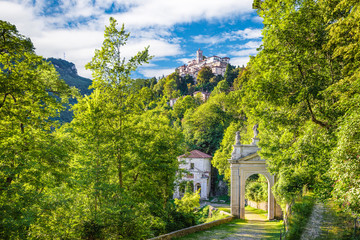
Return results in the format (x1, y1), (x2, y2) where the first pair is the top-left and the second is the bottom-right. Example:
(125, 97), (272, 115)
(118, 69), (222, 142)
(0, 0), (263, 79)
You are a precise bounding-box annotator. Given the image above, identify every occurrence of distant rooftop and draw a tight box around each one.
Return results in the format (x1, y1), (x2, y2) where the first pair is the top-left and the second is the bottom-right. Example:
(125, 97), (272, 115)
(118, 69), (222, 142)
(178, 150), (212, 159)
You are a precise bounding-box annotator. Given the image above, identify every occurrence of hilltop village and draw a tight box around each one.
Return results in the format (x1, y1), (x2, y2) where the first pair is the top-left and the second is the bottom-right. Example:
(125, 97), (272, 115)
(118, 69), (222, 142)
(177, 49), (230, 82)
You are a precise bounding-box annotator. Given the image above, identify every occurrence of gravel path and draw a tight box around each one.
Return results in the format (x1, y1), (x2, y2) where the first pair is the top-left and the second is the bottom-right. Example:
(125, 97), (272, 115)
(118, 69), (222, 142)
(223, 210), (271, 240)
(177, 207), (282, 240)
(300, 203), (325, 240)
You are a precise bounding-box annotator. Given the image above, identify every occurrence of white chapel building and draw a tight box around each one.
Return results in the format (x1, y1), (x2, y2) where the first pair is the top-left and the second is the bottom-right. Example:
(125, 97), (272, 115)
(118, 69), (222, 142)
(173, 150), (212, 200)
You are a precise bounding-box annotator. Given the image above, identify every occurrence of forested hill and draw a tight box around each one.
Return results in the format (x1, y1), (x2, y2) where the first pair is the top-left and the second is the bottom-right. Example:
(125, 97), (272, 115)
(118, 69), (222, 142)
(47, 58), (92, 96)
(47, 58), (92, 122)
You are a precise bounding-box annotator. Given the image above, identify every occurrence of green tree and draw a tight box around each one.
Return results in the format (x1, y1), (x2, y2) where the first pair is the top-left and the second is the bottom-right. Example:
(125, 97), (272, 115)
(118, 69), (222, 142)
(85, 17), (152, 190)
(180, 74), (195, 95)
(233, 66), (249, 90)
(153, 77), (166, 96)
(196, 66), (214, 91)
(164, 78), (178, 99)
(223, 64), (239, 86)
(182, 99), (227, 155)
(242, 0), (360, 221)
(172, 95), (198, 120)
(0, 20), (73, 239)
(211, 80), (230, 96)
(174, 190), (200, 214)
(245, 175), (268, 203)
(66, 18), (185, 238)
(212, 121), (244, 181)
(331, 110), (360, 217)
(324, 0), (360, 217)
(182, 91), (241, 155)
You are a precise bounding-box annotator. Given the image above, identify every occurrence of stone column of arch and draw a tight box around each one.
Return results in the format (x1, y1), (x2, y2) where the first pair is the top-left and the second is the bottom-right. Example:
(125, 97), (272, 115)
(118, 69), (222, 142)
(229, 133), (282, 220)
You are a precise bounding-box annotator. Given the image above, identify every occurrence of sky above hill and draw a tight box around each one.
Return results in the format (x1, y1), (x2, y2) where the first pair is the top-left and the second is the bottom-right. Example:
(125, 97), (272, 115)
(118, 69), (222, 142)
(0, 0), (263, 79)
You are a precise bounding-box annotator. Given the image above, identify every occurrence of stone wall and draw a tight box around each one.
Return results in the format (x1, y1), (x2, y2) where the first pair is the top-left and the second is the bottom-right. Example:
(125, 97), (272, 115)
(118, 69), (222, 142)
(248, 200), (268, 212)
(149, 212), (233, 240)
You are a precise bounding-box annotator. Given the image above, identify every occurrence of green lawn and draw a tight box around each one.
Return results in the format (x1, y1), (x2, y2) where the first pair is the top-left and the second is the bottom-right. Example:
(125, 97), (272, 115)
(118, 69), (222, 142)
(216, 207), (231, 214)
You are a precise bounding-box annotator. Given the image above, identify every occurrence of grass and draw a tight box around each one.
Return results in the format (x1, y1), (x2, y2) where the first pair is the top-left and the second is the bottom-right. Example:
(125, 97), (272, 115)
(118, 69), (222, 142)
(286, 194), (316, 239)
(245, 206), (268, 219)
(174, 206), (283, 240)
(317, 201), (360, 240)
(216, 207), (231, 214)
(195, 205), (230, 224)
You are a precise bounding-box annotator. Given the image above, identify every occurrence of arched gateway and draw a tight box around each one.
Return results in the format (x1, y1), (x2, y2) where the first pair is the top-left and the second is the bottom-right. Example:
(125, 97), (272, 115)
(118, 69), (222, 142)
(229, 128), (282, 219)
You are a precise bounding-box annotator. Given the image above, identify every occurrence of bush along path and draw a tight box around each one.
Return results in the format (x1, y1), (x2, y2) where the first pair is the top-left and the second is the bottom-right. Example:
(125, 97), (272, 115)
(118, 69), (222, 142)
(175, 206), (283, 240)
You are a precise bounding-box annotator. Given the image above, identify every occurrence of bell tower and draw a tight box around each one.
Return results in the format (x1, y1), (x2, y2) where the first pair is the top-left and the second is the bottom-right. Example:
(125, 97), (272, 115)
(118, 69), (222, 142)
(196, 48), (203, 63)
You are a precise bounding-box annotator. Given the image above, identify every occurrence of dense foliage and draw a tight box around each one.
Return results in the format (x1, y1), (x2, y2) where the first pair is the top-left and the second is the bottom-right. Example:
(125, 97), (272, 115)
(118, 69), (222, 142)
(244, 0), (360, 220)
(0, 20), (75, 239)
(0, 19), (188, 239)
(245, 174), (268, 203)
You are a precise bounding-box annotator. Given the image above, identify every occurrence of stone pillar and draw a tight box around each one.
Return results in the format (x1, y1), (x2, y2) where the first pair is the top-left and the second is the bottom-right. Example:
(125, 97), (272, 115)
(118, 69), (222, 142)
(239, 170), (246, 219)
(230, 166), (240, 217)
(267, 175), (275, 220)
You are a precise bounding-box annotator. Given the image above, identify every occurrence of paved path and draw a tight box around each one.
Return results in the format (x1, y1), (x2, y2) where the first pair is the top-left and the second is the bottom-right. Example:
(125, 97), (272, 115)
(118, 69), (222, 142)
(177, 207), (282, 240)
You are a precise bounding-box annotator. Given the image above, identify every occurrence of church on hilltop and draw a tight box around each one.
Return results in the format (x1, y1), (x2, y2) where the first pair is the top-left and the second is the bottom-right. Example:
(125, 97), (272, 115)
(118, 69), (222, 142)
(176, 49), (230, 81)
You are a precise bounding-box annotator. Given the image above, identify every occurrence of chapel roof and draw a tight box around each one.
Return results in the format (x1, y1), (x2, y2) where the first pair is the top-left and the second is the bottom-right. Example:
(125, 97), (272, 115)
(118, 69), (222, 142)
(178, 150), (212, 159)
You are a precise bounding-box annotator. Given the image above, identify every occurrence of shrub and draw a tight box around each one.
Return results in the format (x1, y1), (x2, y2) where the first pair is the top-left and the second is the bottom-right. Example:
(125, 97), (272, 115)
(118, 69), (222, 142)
(174, 190), (200, 214)
(286, 194), (315, 239)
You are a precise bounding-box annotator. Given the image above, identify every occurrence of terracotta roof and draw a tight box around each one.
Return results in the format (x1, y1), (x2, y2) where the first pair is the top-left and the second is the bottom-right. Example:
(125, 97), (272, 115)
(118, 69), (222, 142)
(178, 150), (212, 159)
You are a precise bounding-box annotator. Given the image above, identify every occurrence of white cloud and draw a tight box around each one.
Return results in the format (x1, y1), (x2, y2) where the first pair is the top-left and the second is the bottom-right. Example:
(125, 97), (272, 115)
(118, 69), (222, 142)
(230, 57), (250, 67)
(252, 16), (263, 23)
(177, 58), (193, 64)
(112, 0), (254, 29)
(0, 0), (258, 79)
(240, 40), (262, 49)
(192, 28), (262, 45)
(127, 38), (183, 59)
(230, 48), (258, 57)
(192, 35), (222, 45)
(228, 40), (261, 63)
(0, 1), (44, 36)
(233, 28), (262, 39)
(138, 67), (175, 78)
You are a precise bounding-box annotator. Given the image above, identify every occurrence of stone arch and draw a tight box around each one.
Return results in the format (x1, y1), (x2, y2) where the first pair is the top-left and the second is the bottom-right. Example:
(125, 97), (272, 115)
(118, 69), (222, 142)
(229, 135), (282, 220)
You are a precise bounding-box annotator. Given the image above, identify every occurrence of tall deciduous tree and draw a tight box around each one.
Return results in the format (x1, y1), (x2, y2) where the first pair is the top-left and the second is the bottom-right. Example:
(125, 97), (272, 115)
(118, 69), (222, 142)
(242, 0), (360, 219)
(196, 66), (214, 91)
(325, 0), (360, 217)
(85, 17), (152, 190)
(0, 20), (73, 238)
(68, 18), (185, 238)
(244, 0), (340, 207)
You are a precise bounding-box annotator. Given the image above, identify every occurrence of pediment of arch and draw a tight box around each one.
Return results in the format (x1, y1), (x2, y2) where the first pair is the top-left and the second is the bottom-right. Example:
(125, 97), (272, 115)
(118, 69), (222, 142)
(230, 152), (266, 164)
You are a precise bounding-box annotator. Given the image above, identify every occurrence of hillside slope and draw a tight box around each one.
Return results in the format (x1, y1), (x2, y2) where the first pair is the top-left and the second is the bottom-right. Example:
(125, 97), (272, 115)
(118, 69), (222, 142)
(47, 58), (92, 122)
